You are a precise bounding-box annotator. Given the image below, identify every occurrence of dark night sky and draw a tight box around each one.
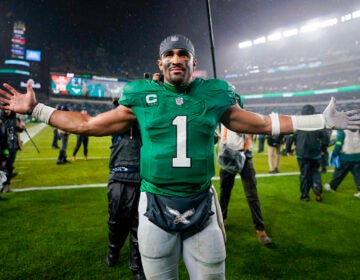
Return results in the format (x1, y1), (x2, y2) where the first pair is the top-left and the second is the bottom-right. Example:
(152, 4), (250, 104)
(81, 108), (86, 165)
(1, 0), (360, 77)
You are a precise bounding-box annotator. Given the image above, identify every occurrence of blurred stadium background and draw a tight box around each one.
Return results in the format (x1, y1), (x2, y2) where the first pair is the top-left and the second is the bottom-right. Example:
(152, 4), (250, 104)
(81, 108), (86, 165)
(0, 2), (359, 117)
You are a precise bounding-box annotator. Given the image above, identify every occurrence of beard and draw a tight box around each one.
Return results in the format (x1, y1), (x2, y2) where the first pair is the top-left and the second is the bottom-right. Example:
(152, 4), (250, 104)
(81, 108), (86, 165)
(168, 72), (187, 86)
(161, 58), (194, 86)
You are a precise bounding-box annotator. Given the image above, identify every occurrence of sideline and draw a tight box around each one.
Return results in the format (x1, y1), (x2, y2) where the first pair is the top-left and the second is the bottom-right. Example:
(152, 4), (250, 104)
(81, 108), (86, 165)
(20, 123), (47, 145)
(13, 124), (332, 193)
(11, 171), (307, 193)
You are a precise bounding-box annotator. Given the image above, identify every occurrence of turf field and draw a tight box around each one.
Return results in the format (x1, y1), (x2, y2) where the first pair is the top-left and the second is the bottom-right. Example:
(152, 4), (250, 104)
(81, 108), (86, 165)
(0, 124), (359, 279)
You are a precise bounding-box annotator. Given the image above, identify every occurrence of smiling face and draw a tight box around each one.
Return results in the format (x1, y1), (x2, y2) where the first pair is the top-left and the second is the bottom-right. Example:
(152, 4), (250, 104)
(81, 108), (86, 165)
(157, 49), (197, 87)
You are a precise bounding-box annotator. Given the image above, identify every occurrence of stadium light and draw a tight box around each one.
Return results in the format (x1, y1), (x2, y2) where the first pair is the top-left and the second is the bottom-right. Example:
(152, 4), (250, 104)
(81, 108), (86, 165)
(352, 10), (360, 19)
(300, 21), (320, 33)
(320, 18), (338, 28)
(341, 13), (352, 22)
(283, 28), (298, 38)
(268, 32), (282, 41)
(238, 40), (252, 49)
(253, 36), (266, 45)
(238, 7), (357, 51)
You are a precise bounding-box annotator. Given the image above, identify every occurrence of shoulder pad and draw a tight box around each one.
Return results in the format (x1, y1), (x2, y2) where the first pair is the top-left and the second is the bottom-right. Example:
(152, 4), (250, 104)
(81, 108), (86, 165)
(203, 78), (231, 90)
(123, 79), (153, 94)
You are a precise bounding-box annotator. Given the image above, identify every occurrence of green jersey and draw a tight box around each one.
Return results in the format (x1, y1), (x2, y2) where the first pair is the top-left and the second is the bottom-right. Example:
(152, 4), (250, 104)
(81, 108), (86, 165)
(120, 78), (236, 197)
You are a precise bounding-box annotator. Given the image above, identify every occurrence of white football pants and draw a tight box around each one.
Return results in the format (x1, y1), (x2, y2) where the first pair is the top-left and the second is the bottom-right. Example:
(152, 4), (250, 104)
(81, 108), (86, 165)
(138, 188), (226, 280)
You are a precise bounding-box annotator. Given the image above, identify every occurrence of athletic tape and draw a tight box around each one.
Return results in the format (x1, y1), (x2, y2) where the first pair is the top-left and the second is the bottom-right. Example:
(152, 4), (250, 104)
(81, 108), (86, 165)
(269, 112), (280, 136)
(291, 114), (325, 131)
(32, 103), (56, 124)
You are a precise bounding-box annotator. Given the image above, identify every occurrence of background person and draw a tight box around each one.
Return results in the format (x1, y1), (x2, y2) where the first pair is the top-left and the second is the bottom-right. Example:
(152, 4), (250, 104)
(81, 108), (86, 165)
(286, 105), (330, 202)
(152, 72), (163, 83)
(0, 34), (359, 280)
(219, 122), (273, 246)
(72, 109), (90, 161)
(324, 125), (360, 198)
(51, 105), (61, 149)
(105, 100), (145, 279)
(319, 130), (332, 173)
(0, 116), (8, 199)
(56, 105), (71, 165)
(257, 134), (265, 153)
(267, 133), (284, 173)
(0, 109), (24, 192)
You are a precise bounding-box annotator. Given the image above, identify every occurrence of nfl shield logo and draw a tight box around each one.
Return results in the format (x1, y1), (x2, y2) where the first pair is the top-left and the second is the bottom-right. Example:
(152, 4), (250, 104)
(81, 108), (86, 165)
(176, 97), (184, 105)
(170, 35), (179, 42)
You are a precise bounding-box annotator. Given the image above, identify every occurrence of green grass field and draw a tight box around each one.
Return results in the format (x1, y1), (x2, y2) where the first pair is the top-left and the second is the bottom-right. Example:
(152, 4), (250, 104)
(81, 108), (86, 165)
(1, 124), (359, 279)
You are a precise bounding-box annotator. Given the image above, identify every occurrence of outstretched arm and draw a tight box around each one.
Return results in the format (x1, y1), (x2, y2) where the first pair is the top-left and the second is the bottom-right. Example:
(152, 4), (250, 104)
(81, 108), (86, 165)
(0, 81), (136, 136)
(222, 98), (360, 135)
(221, 105), (274, 135)
(221, 106), (296, 135)
(49, 105), (136, 136)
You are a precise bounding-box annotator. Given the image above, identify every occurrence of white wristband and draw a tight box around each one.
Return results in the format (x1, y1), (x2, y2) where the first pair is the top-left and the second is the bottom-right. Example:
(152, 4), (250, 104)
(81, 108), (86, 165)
(269, 112), (280, 135)
(291, 114), (325, 131)
(31, 103), (56, 124)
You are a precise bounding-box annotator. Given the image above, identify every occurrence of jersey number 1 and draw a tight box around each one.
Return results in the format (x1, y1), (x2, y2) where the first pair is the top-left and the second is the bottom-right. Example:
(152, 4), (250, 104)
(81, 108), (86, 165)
(172, 116), (191, 167)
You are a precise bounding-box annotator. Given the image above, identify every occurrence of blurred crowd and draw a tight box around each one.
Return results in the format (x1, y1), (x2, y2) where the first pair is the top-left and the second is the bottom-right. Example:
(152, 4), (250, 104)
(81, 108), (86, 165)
(0, 108), (25, 198)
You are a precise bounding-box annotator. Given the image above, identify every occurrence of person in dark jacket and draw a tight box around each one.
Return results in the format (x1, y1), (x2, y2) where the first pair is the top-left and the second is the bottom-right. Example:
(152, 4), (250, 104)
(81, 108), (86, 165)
(51, 105), (61, 149)
(0, 114), (8, 199)
(319, 130), (332, 173)
(286, 104), (330, 202)
(0, 109), (24, 192)
(72, 109), (90, 161)
(56, 105), (71, 164)
(106, 100), (145, 280)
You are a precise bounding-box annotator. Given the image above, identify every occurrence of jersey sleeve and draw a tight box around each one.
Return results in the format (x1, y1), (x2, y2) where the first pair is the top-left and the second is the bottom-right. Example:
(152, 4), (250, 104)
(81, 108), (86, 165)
(119, 79), (152, 107)
(203, 78), (238, 121)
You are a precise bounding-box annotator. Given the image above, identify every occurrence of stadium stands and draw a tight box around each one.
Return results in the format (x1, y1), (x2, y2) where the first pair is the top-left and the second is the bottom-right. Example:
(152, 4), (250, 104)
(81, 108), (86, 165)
(17, 8), (358, 116)
(222, 14), (360, 113)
